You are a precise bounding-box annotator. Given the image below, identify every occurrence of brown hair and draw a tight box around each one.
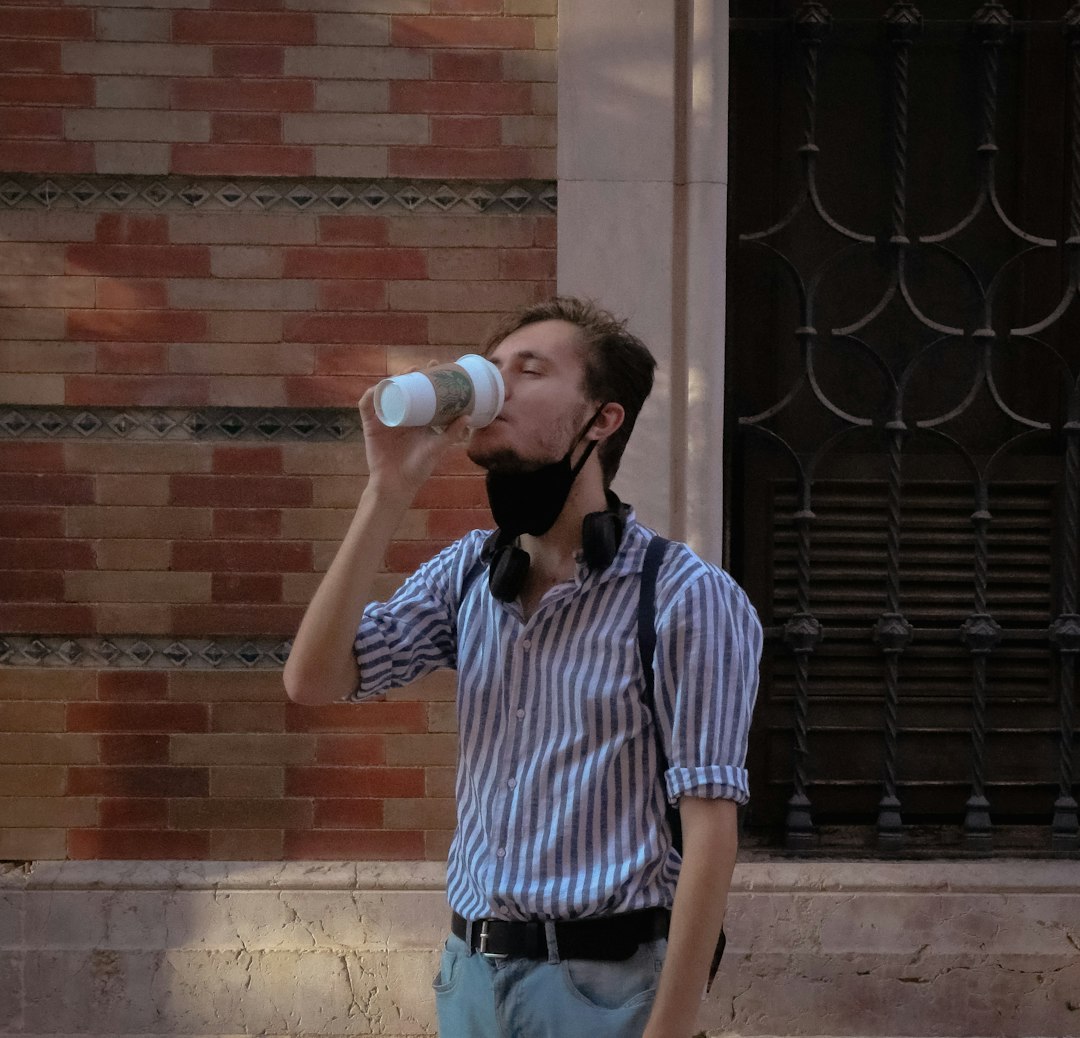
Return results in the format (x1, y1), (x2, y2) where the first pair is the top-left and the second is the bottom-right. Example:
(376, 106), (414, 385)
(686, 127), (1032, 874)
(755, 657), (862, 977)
(482, 296), (657, 486)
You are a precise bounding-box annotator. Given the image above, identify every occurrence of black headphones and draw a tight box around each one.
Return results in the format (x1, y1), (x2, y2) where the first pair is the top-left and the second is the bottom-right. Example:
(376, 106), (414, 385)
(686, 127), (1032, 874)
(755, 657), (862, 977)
(481, 494), (631, 602)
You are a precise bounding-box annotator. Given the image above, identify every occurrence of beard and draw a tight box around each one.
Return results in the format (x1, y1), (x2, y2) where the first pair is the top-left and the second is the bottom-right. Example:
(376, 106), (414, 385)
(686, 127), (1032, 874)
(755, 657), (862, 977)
(467, 404), (592, 474)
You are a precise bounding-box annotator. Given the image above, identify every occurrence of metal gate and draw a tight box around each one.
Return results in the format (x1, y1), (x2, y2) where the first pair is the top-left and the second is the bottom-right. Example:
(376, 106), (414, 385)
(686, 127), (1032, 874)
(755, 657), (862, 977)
(728, 1), (1080, 855)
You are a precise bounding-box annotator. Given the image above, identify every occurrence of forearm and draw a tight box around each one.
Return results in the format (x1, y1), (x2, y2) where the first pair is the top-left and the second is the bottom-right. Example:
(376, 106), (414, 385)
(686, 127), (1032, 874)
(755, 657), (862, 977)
(283, 482), (411, 705)
(644, 797), (739, 1038)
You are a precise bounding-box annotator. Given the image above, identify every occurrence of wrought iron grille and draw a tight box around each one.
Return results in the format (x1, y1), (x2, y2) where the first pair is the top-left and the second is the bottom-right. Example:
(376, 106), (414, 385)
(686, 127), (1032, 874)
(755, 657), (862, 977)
(728, 1), (1080, 855)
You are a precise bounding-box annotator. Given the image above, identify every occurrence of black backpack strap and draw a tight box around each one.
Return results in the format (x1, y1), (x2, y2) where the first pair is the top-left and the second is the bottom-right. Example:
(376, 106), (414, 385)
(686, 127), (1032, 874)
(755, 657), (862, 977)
(637, 534), (726, 990)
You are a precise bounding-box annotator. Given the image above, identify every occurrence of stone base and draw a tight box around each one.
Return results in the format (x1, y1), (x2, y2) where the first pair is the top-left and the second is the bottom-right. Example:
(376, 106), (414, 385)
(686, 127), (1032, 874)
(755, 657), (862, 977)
(2, 859), (1078, 1036)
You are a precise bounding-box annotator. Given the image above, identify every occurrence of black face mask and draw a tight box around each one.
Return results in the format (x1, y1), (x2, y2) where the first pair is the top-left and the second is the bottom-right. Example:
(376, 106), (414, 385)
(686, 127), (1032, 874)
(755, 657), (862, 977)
(485, 410), (602, 538)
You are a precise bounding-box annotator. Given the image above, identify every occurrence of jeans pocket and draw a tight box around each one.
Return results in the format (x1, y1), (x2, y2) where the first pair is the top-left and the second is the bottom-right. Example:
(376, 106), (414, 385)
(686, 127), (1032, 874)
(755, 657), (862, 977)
(432, 936), (464, 995)
(559, 939), (665, 1011)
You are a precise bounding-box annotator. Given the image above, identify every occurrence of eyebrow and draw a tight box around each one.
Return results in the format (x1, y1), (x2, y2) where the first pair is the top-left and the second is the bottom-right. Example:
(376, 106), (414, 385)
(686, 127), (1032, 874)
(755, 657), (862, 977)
(491, 349), (549, 369)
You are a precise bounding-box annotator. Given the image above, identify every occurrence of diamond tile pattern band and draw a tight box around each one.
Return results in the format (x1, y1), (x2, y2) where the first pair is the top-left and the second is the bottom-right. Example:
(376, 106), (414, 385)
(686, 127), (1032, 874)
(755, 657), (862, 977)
(0, 636), (292, 670)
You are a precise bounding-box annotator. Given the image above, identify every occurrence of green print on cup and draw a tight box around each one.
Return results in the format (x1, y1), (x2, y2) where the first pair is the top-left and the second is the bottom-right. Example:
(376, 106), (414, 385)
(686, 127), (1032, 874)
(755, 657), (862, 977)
(429, 367), (475, 424)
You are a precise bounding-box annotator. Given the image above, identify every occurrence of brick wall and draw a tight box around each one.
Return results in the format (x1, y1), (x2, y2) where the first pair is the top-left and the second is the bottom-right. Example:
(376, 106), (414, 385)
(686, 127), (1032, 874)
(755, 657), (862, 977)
(0, 0), (556, 860)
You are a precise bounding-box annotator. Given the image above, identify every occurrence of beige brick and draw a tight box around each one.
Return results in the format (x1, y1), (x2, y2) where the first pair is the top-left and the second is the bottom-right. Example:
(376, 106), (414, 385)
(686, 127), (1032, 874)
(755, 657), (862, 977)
(209, 829), (283, 859)
(170, 212), (316, 246)
(282, 572), (323, 602)
(315, 81), (388, 113)
(95, 8), (171, 40)
(94, 141), (170, 175)
(427, 249), (499, 281)
(503, 49), (557, 81)
(282, 443), (366, 477)
(206, 312), (287, 345)
(168, 278), (315, 312)
(212, 702), (285, 734)
(383, 345), (460, 371)
(0, 734), (98, 765)
(388, 279), (539, 313)
(501, 115), (556, 148)
(426, 702), (457, 734)
(63, 41), (211, 76)
(0, 670), (95, 703)
(0, 243), (66, 275)
(384, 797), (455, 830)
(284, 113), (426, 145)
(286, 0), (425, 10)
(95, 474), (171, 506)
(210, 765), (285, 798)
(210, 246), (284, 279)
(280, 508), (353, 541)
(0, 829), (66, 860)
(314, 13), (389, 45)
(311, 474), (367, 508)
(93, 539), (171, 571)
(2, 309), (65, 341)
(384, 733), (457, 767)
(207, 376), (290, 407)
(1, 374), (65, 405)
(425, 766), (455, 798)
(66, 506), (212, 539)
(388, 216), (535, 249)
(532, 82), (557, 115)
(67, 109), (209, 142)
(0, 341), (95, 372)
(0, 797), (97, 827)
(169, 670), (285, 703)
(505, 17), (558, 45)
(66, 570), (211, 603)
(284, 46), (427, 80)
(0, 211), (96, 242)
(170, 733), (315, 765)
(427, 312), (498, 346)
(171, 341), (310, 375)
(534, 17), (557, 49)
(0, 765), (67, 796)
(171, 796), (311, 830)
(64, 442), (210, 474)
(0, 703), (66, 733)
(95, 76), (171, 108)
(95, 602), (173, 634)
(0, 276), (94, 308)
(314, 145), (388, 179)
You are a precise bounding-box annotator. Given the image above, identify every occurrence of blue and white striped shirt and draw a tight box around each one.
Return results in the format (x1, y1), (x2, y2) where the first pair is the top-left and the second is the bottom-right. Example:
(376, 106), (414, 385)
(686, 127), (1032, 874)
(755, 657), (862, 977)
(352, 516), (762, 922)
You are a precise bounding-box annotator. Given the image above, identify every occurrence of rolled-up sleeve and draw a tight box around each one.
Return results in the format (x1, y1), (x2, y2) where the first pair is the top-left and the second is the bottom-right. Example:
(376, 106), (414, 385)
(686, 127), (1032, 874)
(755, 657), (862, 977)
(653, 559), (763, 804)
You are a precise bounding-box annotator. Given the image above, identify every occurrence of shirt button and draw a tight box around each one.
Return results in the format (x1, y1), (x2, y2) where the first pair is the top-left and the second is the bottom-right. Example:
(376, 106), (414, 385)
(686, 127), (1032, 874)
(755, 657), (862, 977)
(516, 709), (525, 719)
(507, 778), (517, 789)
(496, 847), (506, 858)
(522, 639), (532, 649)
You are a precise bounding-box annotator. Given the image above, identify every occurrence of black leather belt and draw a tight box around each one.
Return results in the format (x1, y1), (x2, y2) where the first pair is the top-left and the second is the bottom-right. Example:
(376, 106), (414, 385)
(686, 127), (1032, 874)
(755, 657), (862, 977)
(451, 908), (670, 961)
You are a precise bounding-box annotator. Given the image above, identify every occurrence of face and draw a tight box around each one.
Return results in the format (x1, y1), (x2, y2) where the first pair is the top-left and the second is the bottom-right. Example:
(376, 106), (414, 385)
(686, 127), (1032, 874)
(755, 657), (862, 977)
(467, 319), (595, 472)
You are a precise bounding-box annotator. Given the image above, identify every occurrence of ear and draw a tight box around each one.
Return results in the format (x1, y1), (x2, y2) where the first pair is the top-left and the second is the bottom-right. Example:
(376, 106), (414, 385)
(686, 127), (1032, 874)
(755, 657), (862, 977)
(585, 401), (625, 443)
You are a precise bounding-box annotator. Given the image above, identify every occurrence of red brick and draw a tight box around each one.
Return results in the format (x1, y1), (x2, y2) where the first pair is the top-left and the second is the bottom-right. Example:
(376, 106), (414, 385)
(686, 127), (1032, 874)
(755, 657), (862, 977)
(210, 703), (285, 733)
(99, 735), (170, 765)
(432, 51), (503, 80)
(412, 476), (488, 509)
(391, 15), (533, 49)
(0, 140), (94, 173)
(0, 107), (63, 136)
(99, 671), (168, 702)
(95, 214), (170, 245)
(284, 829), (423, 860)
(172, 77), (312, 112)
(312, 799), (383, 828)
(68, 766), (209, 797)
(171, 604), (303, 635)
(96, 279), (169, 310)
(0, 571), (63, 602)
(213, 509), (282, 539)
(286, 766), (424, 798)
(283, 247), (425, 280)
(2, 8), (93, 38)
(0, 507), (63, 539)
(67, 309), (208, 343)
(65, 375), (211, 407)
(0, 442), (65, 472)
(390, 80), (531, 114)
(317, 216), (389, 247)
(99, 798), (169, 828)
(171, 797), (310, 829)
(0, 42), (61, 73)
(389, 145), (534, 179)
(287, 701), (426, 733)
(500, 247), (555, 280)
(173, 539), (311, 572)
(212, 573), (283, 603)
(316, 281), (387, 313)
(284, 375), (379, 407)
(212, 445), (283, 475)
(170, 476), (312, 509)
(313, 342), (387, 376)
(173, 142), (313, 177)
(69, 828), (209, 859)
(68, 244), (211, 278)
(0, 473), (93, 505)
(431, 115), (500, 147)
(173, 11), (315, 45)
(434, 0), (504, 11)
(315, 734), (386, 765)
(426, 508), (491, 538)
(211, 111), (281, 144)
(387, 541), (451, 572)
(95, 342), (169, 374)
(0, 74), (93, 106)
(284, 312), (427, 345)
(212, 45), (285, 77)
(68, 703), (209, 734)
(0, 538), (94, 570)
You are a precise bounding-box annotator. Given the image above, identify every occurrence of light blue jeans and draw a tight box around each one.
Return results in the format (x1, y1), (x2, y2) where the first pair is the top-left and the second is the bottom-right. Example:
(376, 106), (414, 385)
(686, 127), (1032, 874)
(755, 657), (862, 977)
(433, 931), (666, 1038)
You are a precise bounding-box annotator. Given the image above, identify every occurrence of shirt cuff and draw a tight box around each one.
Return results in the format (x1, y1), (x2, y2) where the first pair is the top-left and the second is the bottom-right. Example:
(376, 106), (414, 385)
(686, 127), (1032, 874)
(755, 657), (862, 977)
(665, 764), (750, 806)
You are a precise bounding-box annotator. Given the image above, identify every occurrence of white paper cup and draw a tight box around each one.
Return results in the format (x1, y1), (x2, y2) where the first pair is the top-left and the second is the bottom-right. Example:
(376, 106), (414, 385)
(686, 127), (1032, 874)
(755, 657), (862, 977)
(373, 354), (504, 428)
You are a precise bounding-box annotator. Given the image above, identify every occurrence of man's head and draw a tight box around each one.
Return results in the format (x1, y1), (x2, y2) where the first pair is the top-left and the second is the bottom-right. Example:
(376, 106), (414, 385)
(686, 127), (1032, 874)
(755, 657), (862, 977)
(475, 297), (656, 486)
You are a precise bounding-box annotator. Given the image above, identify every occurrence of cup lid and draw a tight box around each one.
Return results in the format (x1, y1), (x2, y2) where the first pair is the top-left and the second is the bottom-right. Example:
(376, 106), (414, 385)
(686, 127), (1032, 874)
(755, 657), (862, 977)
(456, 354), (504, 427)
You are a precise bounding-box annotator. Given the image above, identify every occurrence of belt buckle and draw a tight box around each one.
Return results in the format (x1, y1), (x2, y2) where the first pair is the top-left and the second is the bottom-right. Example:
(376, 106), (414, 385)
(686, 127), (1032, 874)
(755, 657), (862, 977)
(477, 920), (507, 960)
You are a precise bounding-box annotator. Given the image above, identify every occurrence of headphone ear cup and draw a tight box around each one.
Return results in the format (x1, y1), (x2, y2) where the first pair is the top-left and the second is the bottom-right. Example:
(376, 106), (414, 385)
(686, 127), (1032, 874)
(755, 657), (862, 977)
(488, 543), (530, 602)
(581, 509), (625, 571)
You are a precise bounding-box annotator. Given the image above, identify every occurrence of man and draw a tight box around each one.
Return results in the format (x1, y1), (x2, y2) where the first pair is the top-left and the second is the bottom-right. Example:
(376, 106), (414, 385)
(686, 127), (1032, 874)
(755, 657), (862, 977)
(284, 297), (762, 1038)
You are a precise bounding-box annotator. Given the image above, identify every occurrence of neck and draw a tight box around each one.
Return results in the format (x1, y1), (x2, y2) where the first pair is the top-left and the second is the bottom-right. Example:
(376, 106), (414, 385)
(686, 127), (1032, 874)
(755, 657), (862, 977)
(520, 463), (608, 573)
